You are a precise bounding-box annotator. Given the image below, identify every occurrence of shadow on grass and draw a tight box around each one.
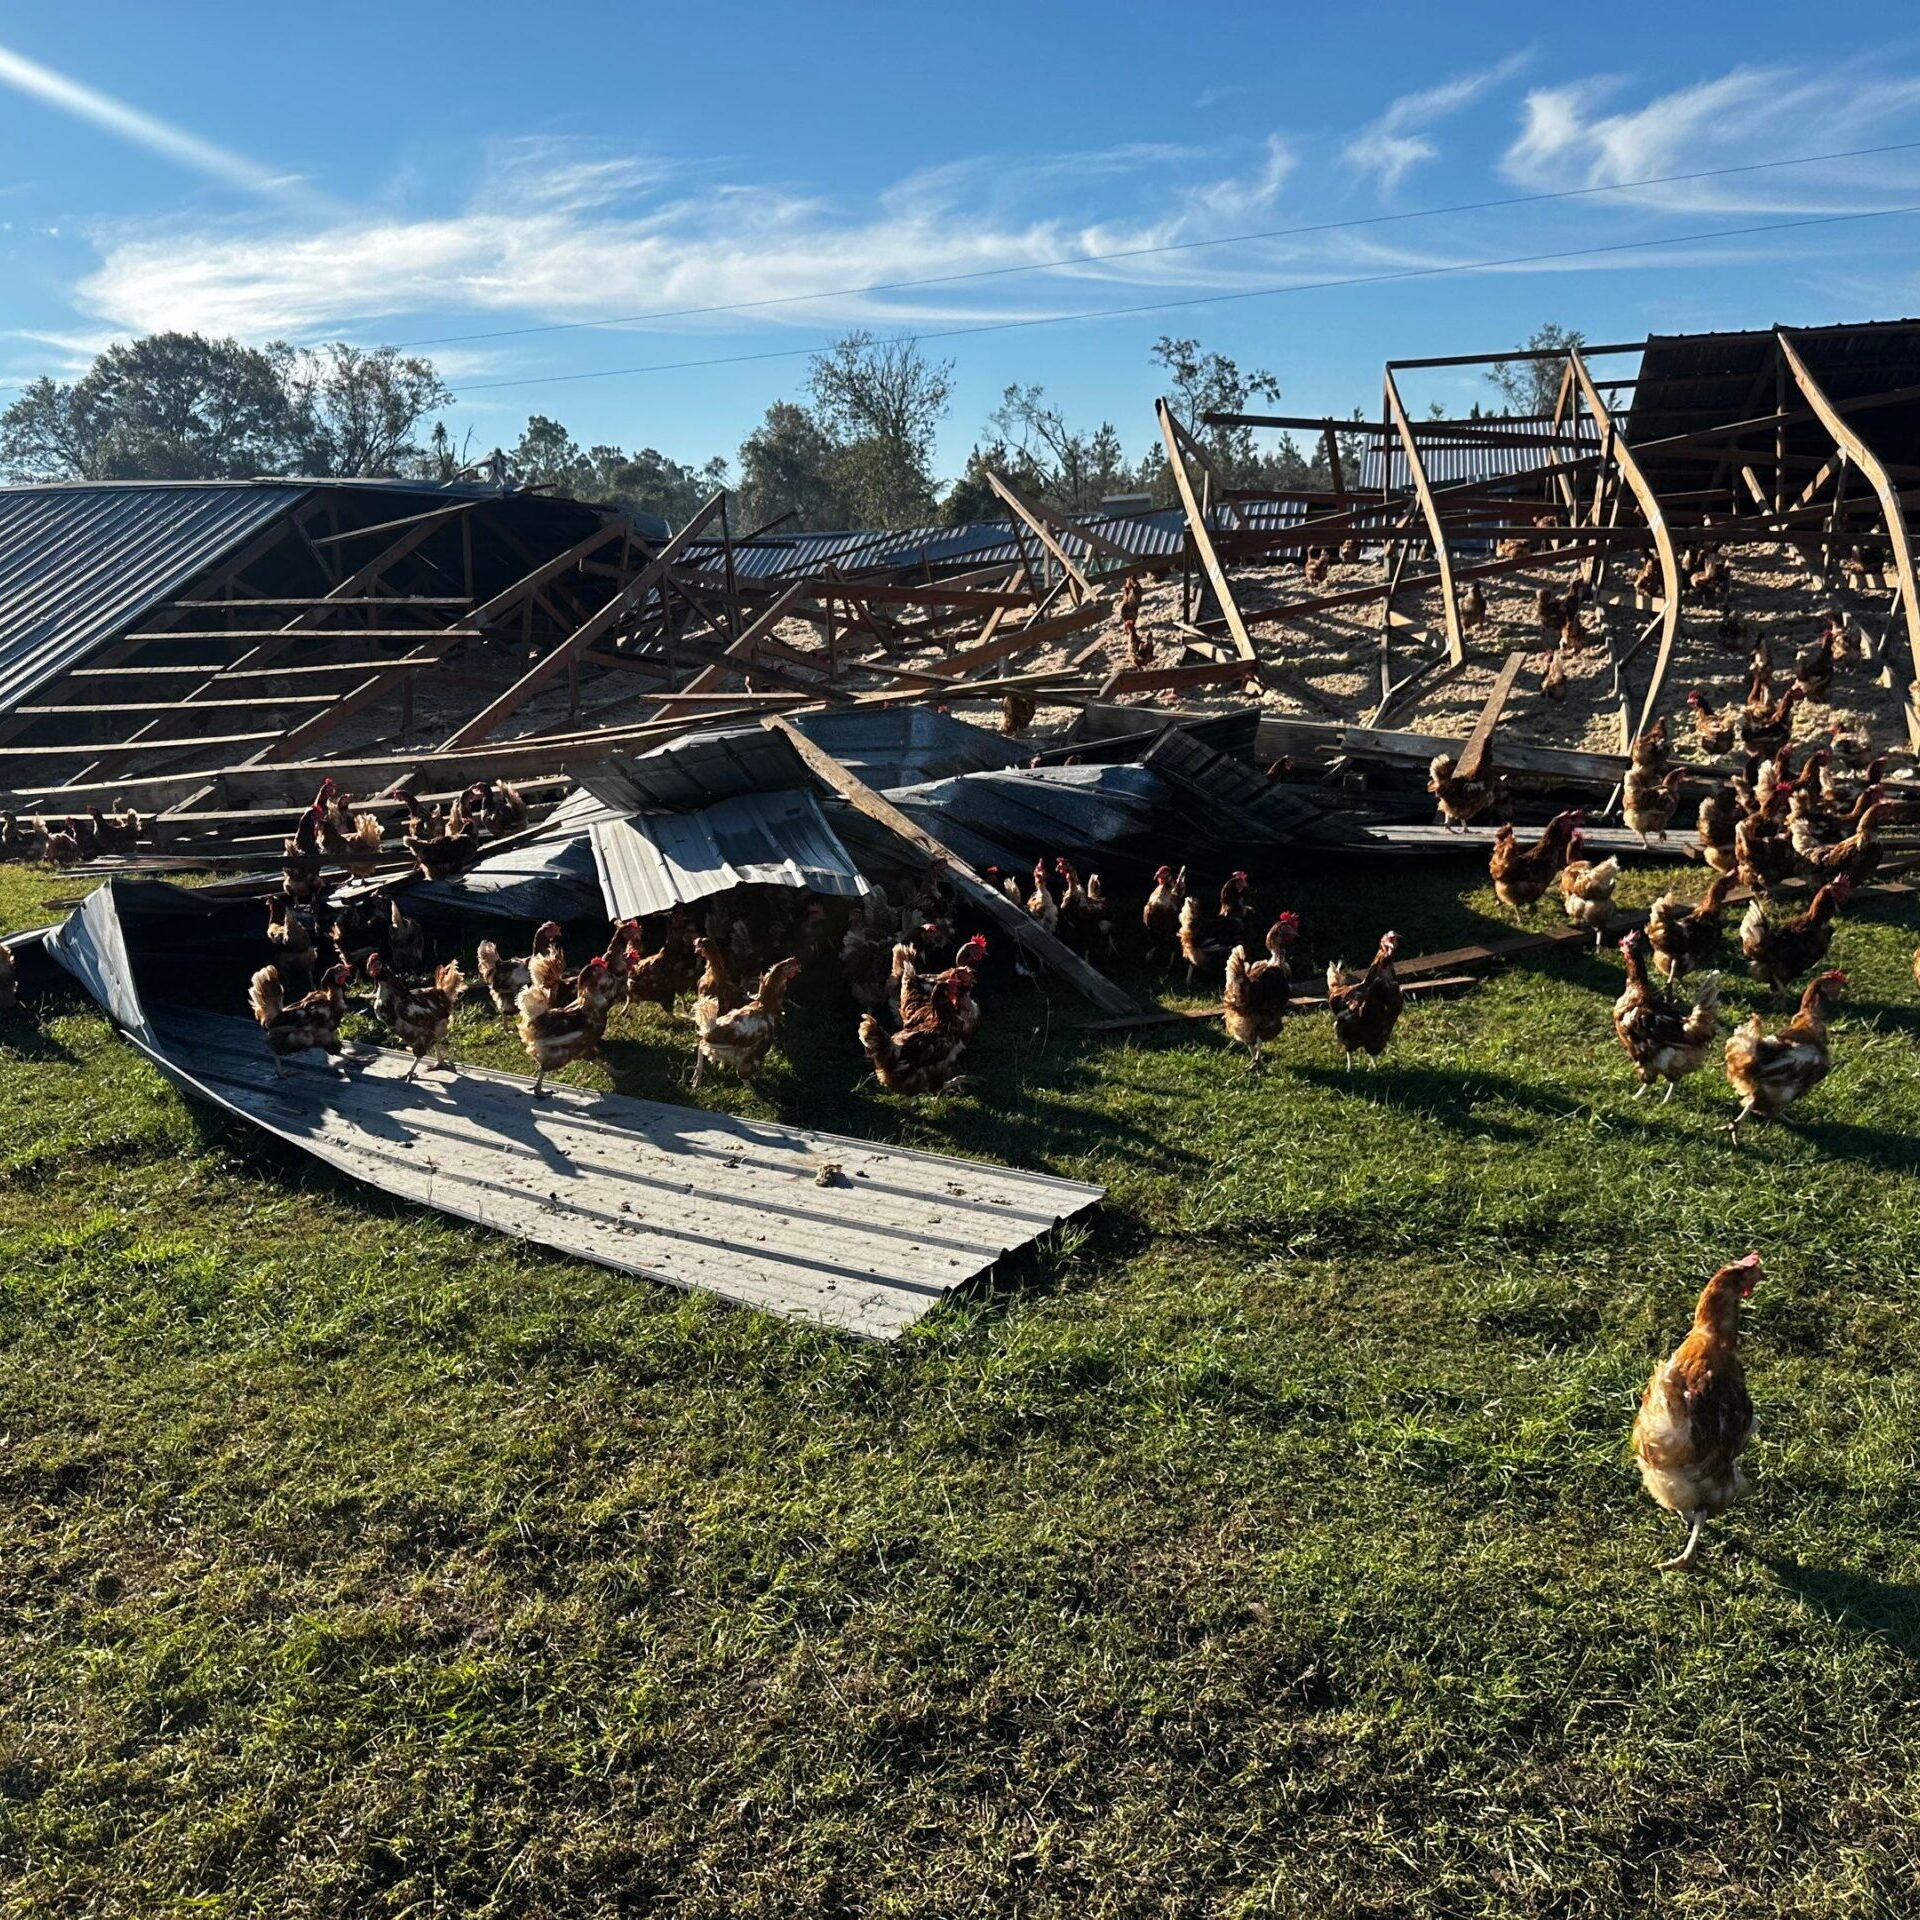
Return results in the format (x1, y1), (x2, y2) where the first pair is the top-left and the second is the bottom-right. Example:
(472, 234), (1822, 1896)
(1757, 1552), (1920, 1656)
(0, 1011), (84, 1067)
(1291, 1061), (1584, 1142)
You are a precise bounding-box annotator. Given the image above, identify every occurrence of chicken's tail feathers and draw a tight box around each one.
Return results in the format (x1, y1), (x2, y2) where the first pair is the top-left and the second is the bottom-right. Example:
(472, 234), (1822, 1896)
(1324, 959), (1349, 998)
(248, 965), (284, 1027)
(1738, 899), (1767, 940)
(476, 938), (501, 978)
(857, 1013), (887, 1060)
(514, 983), (551, 1024)
(434, 959), (465, 1000)
(1226, 944), (1250, 989)
(1686, 971), (1723, 1038)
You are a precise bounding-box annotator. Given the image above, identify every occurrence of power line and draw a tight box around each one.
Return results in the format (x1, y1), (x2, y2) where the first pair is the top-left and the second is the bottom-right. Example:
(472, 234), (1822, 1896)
(394, 137), (1920, 350)
(448, 201), (1920, 397)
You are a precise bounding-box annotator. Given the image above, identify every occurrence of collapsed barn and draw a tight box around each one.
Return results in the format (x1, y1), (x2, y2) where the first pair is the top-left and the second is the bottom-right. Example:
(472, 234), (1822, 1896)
(6, 318), (1920, 1331)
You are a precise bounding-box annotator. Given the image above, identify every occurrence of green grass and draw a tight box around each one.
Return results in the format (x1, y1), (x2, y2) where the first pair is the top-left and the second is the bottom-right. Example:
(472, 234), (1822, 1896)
(2, 854), (1919, 1918)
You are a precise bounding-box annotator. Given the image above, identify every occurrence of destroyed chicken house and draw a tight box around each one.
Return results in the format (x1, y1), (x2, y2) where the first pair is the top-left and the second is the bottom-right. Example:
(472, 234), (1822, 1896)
(8, 316), (1920, 1331)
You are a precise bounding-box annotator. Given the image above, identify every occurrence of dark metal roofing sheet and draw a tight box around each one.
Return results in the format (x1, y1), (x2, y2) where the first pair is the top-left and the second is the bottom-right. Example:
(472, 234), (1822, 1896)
(0, 481), (308, 715)
(589, 788), (869, 917)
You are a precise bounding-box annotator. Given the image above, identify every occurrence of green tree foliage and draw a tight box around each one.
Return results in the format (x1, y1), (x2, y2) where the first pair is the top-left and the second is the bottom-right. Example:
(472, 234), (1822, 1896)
(0, 333), (303, 481)
(286, 343), (452, 477)
(1487, 321), (1587, 417)
(737, 400), (850, 533)
(505, 415), (727, 527)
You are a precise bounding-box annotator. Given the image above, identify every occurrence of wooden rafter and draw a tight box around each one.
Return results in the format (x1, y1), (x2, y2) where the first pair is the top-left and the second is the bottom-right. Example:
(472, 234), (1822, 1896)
(1777, 329), (1920, 721)
(1155, 399), (1256, 663)
(1383, 369), (1465, 667)
(1567, 349), (1682, 746)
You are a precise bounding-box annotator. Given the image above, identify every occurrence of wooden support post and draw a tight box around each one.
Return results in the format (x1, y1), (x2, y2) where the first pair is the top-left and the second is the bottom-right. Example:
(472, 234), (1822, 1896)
(764, 716), (1141, 1017)
(1778, 329), (1920, 734)
(1155, 399), (1256, 663)
(1383, 369), (1465, 667)
(648, 579), (817, 718)
(1567, 349), (1682, 744)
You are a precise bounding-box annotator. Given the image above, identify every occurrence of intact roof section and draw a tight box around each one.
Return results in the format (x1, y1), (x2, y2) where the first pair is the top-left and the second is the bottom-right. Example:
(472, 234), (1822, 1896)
(0, 481), (308, 714)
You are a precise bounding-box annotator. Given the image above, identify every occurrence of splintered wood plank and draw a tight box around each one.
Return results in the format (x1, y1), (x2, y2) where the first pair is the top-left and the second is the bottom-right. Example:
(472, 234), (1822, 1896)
(764, 715), (1141, 1018)
(1454, 649), (1528, 783)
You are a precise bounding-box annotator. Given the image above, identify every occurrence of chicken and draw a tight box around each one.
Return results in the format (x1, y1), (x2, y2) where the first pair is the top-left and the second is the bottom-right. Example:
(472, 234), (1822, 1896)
(39, 820), (80, 868)
(387, 896), (427, 977)
(1142, 863), (1187, 960)
(1001, 691), (1037, 737)
(1338, 538), (1364, 566)
(265, 895), (316, 989)
(281, 805), (325, 904)
(247, 961), (353, 1076)
(898, 933), (989, 1044)
(859, 967), (975, 1097)
(515, 954), (622, 1097)
(1540, 646), (1569, 702)
(1792, 627), (1836, 703)
(839, 904), (897, 1012)
(1326, 930), (1404, 1070)
(1303, 545), (1331, 588)
(0, 812), (39, 860)
(1461, 579), (1487, 632)
(1645, 872), (1738, 982)
(1685, 688), (1737, 757)
(1427, 753), (1497, 831)
(1739, 876), (1851, 994)
(1632, 1252), (1761, 1569)
(1724, 969), (1845, 1141)
(692, 942), (801, 1088)
(1798, 802), (1888, 889)
(0, 940), (16, 1015)
(1632, 553), (1660, 597)
(1734, 793), (1796, 895)
(1623, 766), (1688, 845)
(1223, 914), (1299, 1068)
(1628, 714), (1671, 773)
(1488, 810), (1582, 917)
(484, 782), (530, 837)
(1696, 787), (1740, 877)
(476, 920), (564, 1016)
(1024, 859), (1061, 936)
(1051, 860), (1113, 953)
(624, 909), (701, 1015)
(1612, 930), (1721, 1102)
(1739, 685), (1801, 760)
(406, 808), (482, 881)
(67, 813), (99, 860)
(1559, 855), (1620, 949)
(1176, 893), (1234, 988)
(92, 802), (141, 856)
(366, 953), (465, 1080)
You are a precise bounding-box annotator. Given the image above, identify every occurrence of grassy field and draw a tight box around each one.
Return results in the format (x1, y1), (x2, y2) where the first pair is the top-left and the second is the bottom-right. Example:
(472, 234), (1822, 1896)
(2, 852), (1919, 1919)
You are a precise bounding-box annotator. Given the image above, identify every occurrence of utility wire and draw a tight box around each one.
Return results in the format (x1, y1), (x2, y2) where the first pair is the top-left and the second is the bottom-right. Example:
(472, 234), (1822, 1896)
(395, 137), (1920, 350)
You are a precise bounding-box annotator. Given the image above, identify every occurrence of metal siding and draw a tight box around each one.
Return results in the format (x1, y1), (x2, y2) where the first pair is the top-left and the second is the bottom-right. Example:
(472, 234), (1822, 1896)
(589, 788), (870, 918)
(0, 483), (310, 715)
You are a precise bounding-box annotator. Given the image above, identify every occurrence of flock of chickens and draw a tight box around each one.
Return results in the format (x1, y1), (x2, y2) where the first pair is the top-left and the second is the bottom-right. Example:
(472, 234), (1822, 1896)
(1430, 605), (1910, 1141)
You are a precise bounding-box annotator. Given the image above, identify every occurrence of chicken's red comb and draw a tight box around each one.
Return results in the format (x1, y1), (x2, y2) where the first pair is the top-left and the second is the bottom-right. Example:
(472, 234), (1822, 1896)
(1278, 911), (1300, 928)
(964, 933), (989, 954)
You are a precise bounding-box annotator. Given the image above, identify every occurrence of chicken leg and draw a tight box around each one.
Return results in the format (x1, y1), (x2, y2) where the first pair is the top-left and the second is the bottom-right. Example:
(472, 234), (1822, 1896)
(1656, 1510), (1707, 1571)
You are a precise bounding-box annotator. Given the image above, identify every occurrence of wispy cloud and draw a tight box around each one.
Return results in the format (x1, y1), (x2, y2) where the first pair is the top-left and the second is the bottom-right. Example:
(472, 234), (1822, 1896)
(0, 37), (302, 198)
(1345, 54), (1531, 193)
(1501, 63), (1920, 213)
(71, 135), (1307, 341)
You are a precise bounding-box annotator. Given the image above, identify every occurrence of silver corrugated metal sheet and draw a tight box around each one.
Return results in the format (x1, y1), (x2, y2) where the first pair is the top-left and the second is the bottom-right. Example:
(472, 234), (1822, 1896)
(691, 500), (1310, 583)
(589, 788), (869, 917)
(0, 482), (310, 715)
(1356, 418), (1600, 492)
(42, 878), (1102, 1339)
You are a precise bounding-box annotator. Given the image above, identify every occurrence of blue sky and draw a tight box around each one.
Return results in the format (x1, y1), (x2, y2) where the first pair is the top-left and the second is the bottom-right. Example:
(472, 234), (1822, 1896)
(5, 1), (1920, 481)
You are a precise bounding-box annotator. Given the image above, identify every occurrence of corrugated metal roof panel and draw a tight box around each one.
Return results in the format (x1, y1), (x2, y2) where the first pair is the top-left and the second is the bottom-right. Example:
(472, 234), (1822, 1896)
(0, 482), (309, 715)
(1356, 417), (1600, 492)
(589, 788), (869, 918)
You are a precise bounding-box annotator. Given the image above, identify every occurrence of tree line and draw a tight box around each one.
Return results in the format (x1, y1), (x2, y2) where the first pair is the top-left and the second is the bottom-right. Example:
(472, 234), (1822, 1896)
(0, 322), (1578, 533)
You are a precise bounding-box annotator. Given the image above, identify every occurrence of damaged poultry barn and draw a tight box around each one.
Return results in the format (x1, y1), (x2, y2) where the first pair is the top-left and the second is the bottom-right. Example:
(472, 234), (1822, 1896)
(5, 316), (1920, 1333)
